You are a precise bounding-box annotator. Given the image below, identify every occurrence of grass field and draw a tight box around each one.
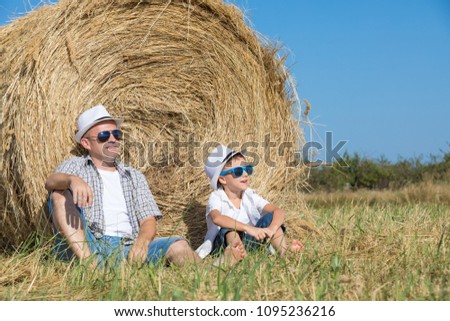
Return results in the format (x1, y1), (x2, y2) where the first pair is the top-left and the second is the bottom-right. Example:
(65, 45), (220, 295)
(0, 183), (448, 300)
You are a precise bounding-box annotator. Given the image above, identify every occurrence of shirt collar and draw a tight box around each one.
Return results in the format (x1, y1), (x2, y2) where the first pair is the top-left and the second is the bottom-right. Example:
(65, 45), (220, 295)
(218, 187), (249, 205)
(82, 154), (130, 175)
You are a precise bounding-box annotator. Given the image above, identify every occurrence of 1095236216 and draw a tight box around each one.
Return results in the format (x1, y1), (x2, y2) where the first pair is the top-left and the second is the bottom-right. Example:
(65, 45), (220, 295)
(256, 305), (336, 317)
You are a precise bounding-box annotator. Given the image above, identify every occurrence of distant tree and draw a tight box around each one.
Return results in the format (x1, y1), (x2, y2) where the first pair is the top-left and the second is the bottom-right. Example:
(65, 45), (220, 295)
(304, 149), (449, 192)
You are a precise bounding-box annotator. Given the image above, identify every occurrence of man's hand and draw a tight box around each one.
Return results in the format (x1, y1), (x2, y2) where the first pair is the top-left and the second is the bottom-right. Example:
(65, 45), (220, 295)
(128, 239), (150, 265)
(45, 173), (93, 208)
(128, 217), (157, 265)
(69, 176), (93, 208)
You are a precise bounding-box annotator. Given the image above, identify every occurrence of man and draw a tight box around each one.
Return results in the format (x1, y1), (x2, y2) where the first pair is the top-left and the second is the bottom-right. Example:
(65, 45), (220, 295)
(45, 105), (200, 266)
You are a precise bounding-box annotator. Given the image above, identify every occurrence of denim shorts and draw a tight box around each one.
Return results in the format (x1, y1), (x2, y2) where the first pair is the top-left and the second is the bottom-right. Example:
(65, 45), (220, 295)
(48, 194), (183, 265)
(211, 213), (286, 254)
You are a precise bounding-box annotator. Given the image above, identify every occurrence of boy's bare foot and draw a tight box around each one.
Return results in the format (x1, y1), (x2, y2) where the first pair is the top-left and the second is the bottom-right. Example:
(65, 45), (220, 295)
(213, 237), (246, 268)
(230, 236), (247, 259)
(289, 239), (305, 252)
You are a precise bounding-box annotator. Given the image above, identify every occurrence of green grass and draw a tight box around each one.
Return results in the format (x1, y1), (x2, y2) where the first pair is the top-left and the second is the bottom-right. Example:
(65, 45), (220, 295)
(1, 191), (449, 300)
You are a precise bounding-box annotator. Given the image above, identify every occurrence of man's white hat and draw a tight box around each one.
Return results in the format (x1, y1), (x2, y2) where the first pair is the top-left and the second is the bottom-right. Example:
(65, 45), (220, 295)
(75, 105), (123, 143)
(204, 144), (244, 190)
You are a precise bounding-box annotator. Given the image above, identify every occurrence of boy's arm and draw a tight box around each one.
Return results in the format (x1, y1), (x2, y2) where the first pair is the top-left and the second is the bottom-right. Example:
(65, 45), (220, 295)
(210, 209), (269, 241)
(262, 203), (286, 237)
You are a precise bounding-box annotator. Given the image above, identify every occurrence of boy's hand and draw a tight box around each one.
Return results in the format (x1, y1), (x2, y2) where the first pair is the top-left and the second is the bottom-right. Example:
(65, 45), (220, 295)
(266, 226), (278, 239)
(245, 226), (271, 241)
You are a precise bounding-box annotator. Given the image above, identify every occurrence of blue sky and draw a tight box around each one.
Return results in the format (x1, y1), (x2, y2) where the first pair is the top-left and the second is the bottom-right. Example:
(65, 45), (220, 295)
(1, 0), (449, 162)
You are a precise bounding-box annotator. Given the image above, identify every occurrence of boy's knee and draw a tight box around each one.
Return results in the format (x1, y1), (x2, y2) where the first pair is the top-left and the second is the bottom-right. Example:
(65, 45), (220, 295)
(257, 213), (274, 228)
(225, 231), (243, 247)
(225, 231), (241, 240)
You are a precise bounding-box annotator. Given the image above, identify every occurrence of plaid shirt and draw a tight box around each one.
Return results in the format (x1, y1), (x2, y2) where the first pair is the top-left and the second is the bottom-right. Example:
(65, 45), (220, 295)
(54, 155), (162, 243)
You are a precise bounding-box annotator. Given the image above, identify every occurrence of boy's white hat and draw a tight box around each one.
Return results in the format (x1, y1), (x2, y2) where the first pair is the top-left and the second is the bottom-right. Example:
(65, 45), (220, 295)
(75, 104), (123, 143)
(204, 144), (244, 190)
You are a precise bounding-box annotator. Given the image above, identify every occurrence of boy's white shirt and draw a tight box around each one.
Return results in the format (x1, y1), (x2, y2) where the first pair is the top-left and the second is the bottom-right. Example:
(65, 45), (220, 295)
(195, 187), (269, 259)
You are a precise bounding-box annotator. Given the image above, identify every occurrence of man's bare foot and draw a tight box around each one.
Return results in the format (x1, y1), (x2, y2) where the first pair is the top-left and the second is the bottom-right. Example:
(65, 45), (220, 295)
(213, 237), (246, 268)
(289, 239), (305, 252)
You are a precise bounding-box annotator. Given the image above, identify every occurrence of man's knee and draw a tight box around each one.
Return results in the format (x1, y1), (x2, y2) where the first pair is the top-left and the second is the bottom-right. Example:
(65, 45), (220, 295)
(164, 239), (200, 264)
(50, 190), (71, 208)
(168, 239), (192, 255)
(50, 190), (84, 230)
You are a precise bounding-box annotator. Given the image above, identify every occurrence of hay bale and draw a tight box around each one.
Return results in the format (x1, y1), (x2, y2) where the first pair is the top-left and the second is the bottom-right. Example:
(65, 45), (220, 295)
(0, 0), (306, 248)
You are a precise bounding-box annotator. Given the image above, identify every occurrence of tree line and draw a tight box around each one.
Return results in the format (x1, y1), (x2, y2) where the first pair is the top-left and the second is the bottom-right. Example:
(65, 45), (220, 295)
(304, 150), (450, 192)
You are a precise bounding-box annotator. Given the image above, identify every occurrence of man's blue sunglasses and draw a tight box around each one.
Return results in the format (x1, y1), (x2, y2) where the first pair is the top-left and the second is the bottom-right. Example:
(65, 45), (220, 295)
(87, 129), (123, 143)
(220, 164), (254, 178)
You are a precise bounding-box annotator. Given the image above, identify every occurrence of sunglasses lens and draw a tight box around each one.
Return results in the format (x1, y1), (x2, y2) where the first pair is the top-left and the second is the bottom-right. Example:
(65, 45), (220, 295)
(246, 165), (254, 176)
(112, 130), (123, 140)
(97, 131), (110, 143)
(232, 167), (244, 178)
(96, 130), (122, 142)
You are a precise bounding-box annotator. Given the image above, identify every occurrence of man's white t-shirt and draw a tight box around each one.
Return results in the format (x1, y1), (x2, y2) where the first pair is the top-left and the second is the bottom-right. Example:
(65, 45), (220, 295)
(195, 188), (269, 259)
(98, 169), (133, 237)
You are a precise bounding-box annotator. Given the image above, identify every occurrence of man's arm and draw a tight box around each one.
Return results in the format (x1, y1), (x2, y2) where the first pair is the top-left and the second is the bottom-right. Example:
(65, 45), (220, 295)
(45, 173), (93, 208)
(45, 173), (72, 191)
(128, 216), (157, 264)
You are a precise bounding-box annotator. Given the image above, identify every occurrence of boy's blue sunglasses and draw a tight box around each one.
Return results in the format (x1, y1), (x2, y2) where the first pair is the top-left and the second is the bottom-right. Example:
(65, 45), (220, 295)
(87, 129), (123, 143)
(220, 164), (254, 178)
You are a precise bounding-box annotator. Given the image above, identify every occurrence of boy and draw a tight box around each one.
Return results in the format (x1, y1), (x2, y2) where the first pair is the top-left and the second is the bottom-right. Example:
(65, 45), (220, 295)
(196, 144), (303, 264)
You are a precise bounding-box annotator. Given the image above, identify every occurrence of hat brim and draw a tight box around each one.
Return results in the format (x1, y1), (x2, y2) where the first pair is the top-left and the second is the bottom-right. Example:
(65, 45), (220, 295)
(75, 117), (123, 143)
(210, 150), (245, 190)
